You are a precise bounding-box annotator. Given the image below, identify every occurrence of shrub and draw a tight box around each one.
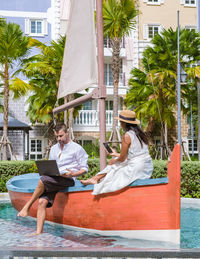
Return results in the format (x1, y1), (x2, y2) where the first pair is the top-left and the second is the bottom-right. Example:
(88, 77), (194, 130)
(0, 161), (37, 192)
(181, 161), (200, 198)
(1, 159), (200, 198)
(78, 158), (100, 180)
(83, 142), (100, 158)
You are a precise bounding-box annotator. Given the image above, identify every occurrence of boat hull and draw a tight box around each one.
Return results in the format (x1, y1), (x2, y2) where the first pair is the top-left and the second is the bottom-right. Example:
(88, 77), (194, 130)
(7, 144), (181, 244)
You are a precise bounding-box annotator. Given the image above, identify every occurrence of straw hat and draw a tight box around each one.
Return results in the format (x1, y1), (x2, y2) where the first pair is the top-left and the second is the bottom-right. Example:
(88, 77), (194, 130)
(115, 110), (140, 125)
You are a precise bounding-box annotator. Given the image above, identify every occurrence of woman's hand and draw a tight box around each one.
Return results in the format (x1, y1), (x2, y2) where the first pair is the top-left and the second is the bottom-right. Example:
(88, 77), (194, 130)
(108, 158), (117, 165)
(109, 149), (120, 157)
(108, 133), (131, 164)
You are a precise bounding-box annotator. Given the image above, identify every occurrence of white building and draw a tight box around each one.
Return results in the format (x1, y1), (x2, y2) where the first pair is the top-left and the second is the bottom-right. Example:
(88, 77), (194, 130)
(0, 0), (198, 159)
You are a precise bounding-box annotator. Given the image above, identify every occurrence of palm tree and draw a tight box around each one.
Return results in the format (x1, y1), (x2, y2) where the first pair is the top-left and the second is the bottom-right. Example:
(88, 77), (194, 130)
(125, 28), (200, 157)
(0, 22), (31, 160)
(0, 18), (6, 28)
(102, 0), (138, 146)
(12, 36), (66, 156)
(184, 66), (200, 160)
(13, 36), (82, 157)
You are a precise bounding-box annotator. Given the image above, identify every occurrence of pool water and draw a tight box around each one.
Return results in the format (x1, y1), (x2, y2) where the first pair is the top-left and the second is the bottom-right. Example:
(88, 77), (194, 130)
(0, 200), (199, 249)
(181, 206), (200, 248)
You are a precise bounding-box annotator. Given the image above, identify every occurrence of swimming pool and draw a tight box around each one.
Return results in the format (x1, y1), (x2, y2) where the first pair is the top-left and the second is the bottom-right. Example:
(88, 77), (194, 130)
(0, 198), (199, 249)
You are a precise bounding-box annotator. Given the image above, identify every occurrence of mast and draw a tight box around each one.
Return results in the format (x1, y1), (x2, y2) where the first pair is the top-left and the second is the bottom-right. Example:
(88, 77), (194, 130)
(96, 0), (106, 170)
(177, 11), (181, 155)
(53, 0), (107, 169)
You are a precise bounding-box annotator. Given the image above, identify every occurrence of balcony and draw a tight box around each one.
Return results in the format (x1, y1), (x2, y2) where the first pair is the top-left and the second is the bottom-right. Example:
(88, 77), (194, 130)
(74, 110), (118, 131)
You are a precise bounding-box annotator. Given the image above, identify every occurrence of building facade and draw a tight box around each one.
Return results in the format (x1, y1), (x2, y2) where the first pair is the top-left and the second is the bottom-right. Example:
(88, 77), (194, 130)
(0, 0), (53, 159)
(0, 0), (198, 159)
(136, 0), (197, 155)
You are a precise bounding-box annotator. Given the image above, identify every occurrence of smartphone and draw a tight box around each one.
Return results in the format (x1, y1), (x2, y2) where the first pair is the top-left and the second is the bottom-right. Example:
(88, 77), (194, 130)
(103, 142), (113, 154)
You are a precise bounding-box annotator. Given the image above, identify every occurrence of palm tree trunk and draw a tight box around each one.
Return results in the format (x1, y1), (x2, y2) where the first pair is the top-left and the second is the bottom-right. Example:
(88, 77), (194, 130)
(160, 128), (164, 160)
(146, 116), (154, 133)
(3, 64), (9, 160)
(64, 96), (68, 127)
(68, 94), (74, 140)
(111, 37), (121, 148)
(164, 122), (168, 157)
(62, 94), (74, 140)
(43, 121), (56, 159)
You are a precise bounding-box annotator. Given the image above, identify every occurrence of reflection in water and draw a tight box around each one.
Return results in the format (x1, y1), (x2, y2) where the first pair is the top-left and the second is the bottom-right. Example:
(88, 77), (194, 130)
(0, 201), (199, 248)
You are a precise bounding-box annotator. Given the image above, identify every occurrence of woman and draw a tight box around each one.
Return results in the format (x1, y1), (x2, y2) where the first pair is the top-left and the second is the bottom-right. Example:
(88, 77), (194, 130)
(81, 110), (153, 195)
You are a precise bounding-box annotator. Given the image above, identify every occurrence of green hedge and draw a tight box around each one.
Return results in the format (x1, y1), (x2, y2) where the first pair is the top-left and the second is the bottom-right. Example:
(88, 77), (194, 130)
(0, 161), (37, 192)
(181, 161), (200, 198)
(1, 159), (200, 198)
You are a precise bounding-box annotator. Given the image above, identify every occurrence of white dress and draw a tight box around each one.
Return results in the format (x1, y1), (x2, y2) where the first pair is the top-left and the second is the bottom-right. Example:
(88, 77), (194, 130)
(92, 130), (153, 195)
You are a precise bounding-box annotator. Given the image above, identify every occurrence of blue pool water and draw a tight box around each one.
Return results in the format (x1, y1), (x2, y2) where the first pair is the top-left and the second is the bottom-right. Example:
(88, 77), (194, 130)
(0, 200), (199, 249)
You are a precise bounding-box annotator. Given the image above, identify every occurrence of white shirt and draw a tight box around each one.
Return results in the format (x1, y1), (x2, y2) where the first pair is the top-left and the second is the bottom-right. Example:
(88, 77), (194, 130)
(49, 140), (88, 176)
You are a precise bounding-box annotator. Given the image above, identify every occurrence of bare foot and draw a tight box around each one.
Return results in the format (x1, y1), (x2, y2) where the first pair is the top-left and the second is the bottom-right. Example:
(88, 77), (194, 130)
(80, 178), (98, 185)
(17, 207), (29, 217)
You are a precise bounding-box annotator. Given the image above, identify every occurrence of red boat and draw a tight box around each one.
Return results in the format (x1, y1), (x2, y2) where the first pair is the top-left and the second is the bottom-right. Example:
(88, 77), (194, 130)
(7, 144), (180, 245)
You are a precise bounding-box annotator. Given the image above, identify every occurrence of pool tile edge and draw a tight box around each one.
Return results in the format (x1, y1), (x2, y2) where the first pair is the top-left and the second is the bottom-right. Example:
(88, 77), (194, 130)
(0, 192), (10, 200)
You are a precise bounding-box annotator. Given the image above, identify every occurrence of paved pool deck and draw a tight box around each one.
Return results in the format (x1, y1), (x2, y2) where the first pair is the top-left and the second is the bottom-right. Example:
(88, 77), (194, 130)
(1, 194), (200, 258)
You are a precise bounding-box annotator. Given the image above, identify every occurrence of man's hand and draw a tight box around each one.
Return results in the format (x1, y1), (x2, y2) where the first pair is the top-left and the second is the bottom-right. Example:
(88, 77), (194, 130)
(61, 168), (86, 178)
(62, 169), (75, 178)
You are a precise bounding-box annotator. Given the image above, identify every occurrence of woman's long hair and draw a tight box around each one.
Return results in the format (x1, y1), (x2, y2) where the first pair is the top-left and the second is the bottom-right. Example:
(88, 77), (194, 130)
(124, 123), (149, 147)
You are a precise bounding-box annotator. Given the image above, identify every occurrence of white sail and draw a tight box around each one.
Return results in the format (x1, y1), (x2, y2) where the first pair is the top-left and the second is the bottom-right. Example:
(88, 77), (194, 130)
(58, 0), (98, 99)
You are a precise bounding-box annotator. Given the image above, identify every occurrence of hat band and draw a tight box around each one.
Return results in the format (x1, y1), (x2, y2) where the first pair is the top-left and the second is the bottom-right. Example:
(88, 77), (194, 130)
(119, 114), (136, 122)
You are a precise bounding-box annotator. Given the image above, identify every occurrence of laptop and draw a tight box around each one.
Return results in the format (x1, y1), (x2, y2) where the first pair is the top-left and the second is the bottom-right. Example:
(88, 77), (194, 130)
(36, 160), (60, 176)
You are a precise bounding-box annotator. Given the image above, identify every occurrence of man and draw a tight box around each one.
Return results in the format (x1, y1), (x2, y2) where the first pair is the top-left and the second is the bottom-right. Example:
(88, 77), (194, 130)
(17, 123), (88, 235)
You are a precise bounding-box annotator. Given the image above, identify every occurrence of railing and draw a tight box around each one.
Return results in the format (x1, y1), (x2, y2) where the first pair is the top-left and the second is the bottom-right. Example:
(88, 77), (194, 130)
(74, 110), (116, 126)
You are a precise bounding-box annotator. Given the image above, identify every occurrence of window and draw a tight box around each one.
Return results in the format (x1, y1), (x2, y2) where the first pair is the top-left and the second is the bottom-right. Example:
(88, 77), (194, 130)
(31, 20), (42, 34)
(148, 25), (159, 38)
(30, 139), (43, 160)
(187, 125), (197, 137)
(188, 139), (198, 154)
(104, 62), (123, 86)
(143, 0), (164, 4)
(185, 0), (195, 5)
(143, 24), (162, 40)
(83, 101), (92, 110)
(181, 0), (196, 6)
(106, 100), (113, 110)
(104, 64), (113, 86)
(104, 37), (112, 48)
(25, 19), (48, 36)
(154, 138), (161, 147)
(147, 0), (159, 3)
(185, 26), (196, 32)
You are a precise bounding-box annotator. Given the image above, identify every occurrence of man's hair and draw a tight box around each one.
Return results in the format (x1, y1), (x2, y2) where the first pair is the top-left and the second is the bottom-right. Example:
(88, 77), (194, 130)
(54, 123), (68, 133)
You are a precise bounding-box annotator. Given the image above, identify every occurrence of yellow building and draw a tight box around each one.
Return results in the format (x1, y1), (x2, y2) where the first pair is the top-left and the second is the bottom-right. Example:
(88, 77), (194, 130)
(132, 0), (197, 155)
